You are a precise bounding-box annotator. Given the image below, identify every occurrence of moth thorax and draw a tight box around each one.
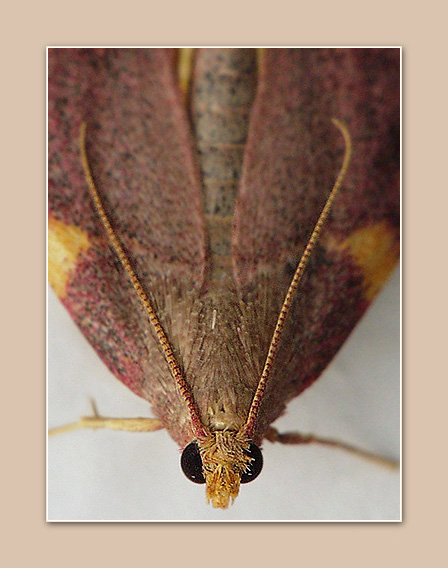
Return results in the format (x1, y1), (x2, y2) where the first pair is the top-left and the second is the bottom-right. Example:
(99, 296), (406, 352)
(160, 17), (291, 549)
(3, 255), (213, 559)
(207, 404), (242, 432)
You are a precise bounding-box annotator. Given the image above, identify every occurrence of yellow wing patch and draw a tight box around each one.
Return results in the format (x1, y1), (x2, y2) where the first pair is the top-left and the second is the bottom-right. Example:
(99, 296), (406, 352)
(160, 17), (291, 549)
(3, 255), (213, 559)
(48, 216), (90, 299)
(325, 220), (399, 301)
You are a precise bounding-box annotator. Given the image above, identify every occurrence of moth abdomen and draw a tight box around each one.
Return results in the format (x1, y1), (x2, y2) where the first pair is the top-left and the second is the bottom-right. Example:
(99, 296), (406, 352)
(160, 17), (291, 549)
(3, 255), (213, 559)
(191, 48), (257, 285)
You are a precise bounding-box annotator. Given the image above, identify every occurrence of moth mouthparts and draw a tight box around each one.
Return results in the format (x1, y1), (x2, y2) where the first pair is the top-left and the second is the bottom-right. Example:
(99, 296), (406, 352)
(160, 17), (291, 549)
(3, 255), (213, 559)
(205, 466), (241, 509)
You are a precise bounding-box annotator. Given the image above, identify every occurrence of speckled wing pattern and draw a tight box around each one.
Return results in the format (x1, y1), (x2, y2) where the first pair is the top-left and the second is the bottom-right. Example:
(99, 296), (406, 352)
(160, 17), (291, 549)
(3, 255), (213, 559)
(233, 48), (400, 437)
(48, 49), (207, 437)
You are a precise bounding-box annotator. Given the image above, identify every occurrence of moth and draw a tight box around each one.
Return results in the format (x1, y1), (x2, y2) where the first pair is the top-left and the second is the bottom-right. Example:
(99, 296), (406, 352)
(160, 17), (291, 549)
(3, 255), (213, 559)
(48, 48), (400, 510)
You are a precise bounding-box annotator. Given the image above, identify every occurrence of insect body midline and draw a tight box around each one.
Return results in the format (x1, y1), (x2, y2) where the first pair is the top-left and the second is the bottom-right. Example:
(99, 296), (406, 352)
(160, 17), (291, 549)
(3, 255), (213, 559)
(81, 115), (352, 449)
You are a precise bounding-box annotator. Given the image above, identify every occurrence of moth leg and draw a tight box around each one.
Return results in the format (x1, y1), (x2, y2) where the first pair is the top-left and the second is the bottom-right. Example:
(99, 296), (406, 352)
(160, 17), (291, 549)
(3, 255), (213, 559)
(265, 427), (399, 469)
(49, 400), (164, 436)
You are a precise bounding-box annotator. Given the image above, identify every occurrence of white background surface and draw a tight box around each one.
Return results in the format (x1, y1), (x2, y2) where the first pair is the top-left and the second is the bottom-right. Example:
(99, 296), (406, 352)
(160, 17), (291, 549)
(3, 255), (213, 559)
(48, 265), (400, 522)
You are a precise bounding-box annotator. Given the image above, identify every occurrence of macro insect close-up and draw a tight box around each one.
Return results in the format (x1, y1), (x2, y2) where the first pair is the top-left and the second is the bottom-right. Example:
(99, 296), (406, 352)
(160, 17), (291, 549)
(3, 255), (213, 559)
(48, 47), (400, 521)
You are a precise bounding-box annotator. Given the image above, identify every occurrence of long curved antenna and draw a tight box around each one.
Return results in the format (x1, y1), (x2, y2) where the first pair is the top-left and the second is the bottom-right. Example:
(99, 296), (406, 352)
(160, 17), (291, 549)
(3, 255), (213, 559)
(79, 123), (207, 439)
(244, 118), (352, 437)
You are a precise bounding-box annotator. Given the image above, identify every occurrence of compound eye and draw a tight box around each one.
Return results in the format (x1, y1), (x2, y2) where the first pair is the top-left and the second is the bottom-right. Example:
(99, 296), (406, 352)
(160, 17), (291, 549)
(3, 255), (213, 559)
(240, 443), (263, 484)
(180, 441), (206, 484)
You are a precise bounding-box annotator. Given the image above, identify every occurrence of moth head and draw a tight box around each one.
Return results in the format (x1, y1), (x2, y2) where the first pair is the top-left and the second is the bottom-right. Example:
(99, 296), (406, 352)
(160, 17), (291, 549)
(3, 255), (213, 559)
(180, 431), (263, 508)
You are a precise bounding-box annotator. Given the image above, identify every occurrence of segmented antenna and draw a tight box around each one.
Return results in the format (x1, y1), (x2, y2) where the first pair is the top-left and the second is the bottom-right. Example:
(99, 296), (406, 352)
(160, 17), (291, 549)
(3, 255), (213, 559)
(244, 118), (353, 437)
(79, 123), (207, 440)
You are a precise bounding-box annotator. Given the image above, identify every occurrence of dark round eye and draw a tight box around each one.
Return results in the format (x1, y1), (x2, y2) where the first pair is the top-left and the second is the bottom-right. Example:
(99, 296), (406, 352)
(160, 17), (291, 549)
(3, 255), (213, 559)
(240, 443), (263, 483)
(181, 441), (205, 484)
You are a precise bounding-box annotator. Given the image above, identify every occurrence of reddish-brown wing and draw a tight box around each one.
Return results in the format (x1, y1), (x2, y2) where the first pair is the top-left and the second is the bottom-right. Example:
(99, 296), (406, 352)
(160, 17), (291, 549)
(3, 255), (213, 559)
(233, 48), (400, 437)
(48, 48), (206, 427)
